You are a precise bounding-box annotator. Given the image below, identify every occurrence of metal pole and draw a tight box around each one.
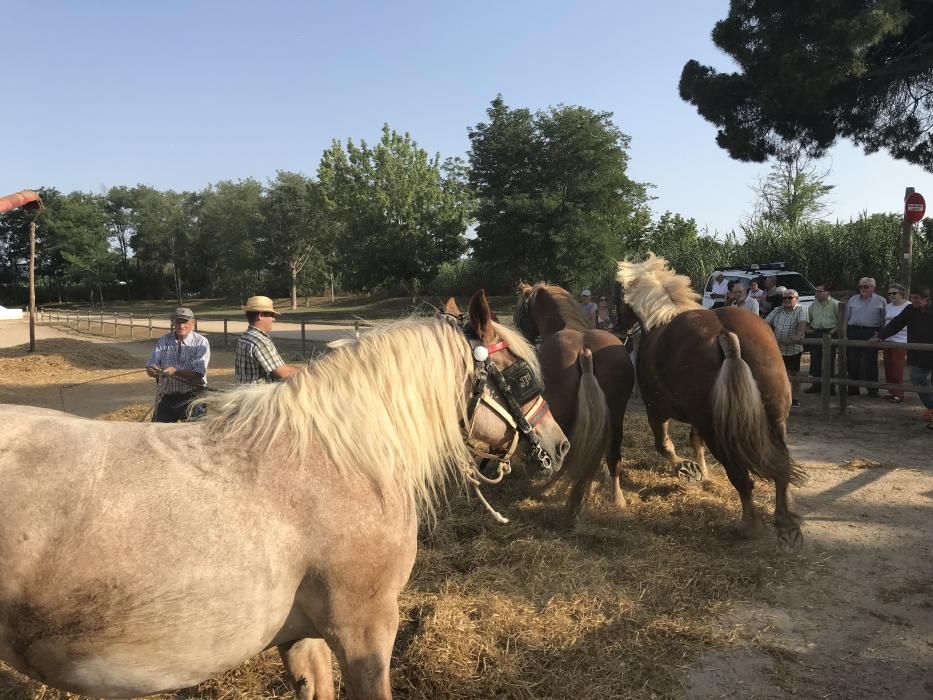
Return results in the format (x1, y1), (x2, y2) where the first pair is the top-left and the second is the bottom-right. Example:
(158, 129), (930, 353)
(28, 220), (36, 352)
(900, 187), (914, 293)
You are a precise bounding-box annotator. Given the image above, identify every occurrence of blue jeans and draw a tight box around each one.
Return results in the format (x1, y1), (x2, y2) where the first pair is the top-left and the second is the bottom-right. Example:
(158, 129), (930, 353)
(909, 366), (933, 409)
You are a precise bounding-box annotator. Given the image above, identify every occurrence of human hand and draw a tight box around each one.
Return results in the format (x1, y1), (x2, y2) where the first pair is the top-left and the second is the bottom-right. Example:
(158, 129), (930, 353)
(162, 367), (177, 376)
(868, 335), (880, 344)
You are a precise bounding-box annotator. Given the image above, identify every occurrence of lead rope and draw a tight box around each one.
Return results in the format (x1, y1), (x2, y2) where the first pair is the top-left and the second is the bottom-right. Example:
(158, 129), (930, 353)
(463, 459), (512, 524)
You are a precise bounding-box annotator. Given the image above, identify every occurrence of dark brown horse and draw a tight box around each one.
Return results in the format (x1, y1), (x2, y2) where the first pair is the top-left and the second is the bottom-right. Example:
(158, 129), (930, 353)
(616, 255), (805, 550)
(515, 282), (635, 518)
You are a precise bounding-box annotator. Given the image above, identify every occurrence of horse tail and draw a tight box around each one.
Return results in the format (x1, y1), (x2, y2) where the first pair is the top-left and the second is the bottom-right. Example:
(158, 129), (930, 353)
(550, 348), (611, 520)
(711, 332), (806, 486)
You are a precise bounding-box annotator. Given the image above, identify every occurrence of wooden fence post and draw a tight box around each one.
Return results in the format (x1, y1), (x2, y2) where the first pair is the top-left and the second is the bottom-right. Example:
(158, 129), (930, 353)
(148, 315), (153, 339)
(113, 313), (118, 337)
(129, 313), (134, 340)
(820, 333), (832, 418)
(301, 320), (306, 356)
(223, 319), (228, 349)
(838, 319), (849, 415)
(100, 311), (104, 334)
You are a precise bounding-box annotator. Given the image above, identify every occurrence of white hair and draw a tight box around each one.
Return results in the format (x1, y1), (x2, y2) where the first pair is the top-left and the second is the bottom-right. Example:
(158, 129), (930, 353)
(859, 277), (876, 288)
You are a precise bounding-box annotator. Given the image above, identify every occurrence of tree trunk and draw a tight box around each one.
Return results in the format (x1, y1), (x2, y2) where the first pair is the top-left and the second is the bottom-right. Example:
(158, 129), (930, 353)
(290, 263), (298, 310)
(174, 268), (183, 307)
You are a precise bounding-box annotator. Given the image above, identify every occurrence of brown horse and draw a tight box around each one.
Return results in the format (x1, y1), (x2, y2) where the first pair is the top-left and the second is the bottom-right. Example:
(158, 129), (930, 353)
(515, 282), (635, 518)
(0, 291), (568, 700)
(615, 255), (805, 550)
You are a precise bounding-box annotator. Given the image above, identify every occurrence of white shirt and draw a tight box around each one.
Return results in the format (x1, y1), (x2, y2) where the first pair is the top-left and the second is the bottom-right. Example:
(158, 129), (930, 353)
(711, 279), (729, 297)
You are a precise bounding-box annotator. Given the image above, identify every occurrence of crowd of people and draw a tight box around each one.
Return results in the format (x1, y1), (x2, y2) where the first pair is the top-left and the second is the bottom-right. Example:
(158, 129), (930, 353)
(581, 277), (933, 426)
(144, 294), (300, 423)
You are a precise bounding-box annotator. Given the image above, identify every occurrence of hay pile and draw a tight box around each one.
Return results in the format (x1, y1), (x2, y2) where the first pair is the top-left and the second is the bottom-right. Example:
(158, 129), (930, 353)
(0, 339), (140, 385)
(0, 339), (811, 699)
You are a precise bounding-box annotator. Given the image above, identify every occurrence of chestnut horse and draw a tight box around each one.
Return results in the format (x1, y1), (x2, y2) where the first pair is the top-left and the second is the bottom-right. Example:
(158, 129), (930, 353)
(0, 291), (568, 700)
(615, 255), (805, 550)
(515, 282), (635, 518)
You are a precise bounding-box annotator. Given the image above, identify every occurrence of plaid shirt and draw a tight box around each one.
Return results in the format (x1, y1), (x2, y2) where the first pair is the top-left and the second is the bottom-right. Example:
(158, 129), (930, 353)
(766, 304), (807, 356)
(146, 331), (210, 395)
(235, 326), (287, 384)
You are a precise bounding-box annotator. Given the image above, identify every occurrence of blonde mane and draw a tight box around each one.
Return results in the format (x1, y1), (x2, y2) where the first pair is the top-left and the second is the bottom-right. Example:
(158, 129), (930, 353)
(201, 317), (540, 519)
(519, 282), (590, 332)
(615, 253), (702, 330)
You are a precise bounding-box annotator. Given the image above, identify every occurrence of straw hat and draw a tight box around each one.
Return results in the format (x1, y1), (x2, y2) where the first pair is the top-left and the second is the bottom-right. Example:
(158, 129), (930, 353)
(243, 295), (281, 317)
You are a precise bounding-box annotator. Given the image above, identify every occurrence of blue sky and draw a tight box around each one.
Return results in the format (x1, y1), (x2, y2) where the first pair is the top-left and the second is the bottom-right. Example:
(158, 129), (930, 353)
(2, 0), (927, 234)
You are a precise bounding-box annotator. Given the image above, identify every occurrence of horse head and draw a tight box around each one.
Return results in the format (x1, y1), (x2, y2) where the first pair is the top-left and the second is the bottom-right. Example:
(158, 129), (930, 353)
(443, 290), (569, 478)
(513, 281), (540, 342)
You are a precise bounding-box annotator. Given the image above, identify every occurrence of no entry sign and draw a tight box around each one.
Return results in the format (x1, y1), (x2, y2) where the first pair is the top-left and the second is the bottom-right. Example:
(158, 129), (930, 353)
(905, 192), (926, 222)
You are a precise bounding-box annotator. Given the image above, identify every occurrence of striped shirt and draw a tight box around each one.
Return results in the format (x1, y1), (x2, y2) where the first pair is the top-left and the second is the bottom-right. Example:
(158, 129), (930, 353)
(146, 331), (210, 395)
(766, 304), (807, 356)
(235, 326), (287, 384)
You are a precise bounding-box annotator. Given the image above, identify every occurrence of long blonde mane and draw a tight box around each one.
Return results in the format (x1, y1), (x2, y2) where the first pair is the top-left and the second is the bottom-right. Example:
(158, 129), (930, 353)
(201, 317), (540, 519)
(615, 253), (702, 330)
(519, 282), (590, 332)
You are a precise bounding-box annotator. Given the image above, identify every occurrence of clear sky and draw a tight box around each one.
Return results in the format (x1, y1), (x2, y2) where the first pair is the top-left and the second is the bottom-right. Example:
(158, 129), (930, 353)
(2, 0), (927, 234)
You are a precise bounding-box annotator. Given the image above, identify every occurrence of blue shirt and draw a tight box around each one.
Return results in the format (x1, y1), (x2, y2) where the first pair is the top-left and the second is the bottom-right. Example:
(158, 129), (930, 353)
(146, 330), (210, 395)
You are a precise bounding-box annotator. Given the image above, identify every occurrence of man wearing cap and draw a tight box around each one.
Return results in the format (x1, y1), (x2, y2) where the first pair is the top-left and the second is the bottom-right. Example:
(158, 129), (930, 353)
(710, 271), (729, 309)
(579, 289), (597, 328)
(145, 307), (211, 422)
(235, 295), (300, 384)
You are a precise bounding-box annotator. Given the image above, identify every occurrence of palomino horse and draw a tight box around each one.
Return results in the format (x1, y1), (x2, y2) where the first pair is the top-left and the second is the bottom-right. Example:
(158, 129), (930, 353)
(515, 282), (635, 518)
(615, 254), (805, 550)
(0, 291), (569, 700)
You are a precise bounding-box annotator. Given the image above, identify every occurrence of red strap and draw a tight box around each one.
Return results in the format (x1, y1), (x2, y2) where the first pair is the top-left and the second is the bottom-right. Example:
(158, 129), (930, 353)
(486, 340), (508, 355)
(526, 397), (550, 427)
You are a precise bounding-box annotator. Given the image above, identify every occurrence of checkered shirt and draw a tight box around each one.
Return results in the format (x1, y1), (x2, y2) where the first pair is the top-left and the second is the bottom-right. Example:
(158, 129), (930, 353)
(146, 330), (210, 395)
(235, 326), (287, 384)
(765, 304), (807, 356)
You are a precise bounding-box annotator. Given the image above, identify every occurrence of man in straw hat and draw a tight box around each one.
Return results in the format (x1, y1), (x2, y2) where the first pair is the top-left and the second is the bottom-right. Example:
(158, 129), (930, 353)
(235, 295), (300, 384)
(145, 306), (210, 422)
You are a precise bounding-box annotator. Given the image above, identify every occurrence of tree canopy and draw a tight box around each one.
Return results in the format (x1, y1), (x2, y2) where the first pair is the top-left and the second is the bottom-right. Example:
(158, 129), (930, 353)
(680, 0), (933, 169)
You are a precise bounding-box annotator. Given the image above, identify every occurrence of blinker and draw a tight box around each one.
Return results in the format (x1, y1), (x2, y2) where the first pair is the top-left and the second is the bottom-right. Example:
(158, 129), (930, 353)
(500, 360), (543, 405)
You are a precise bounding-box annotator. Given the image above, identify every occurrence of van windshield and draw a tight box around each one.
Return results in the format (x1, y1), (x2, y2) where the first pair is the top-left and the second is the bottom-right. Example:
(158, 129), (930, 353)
(775, 274), (815, 296)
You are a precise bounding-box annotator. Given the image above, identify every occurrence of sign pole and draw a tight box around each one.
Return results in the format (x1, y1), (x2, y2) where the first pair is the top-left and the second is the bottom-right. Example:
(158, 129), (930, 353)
(902, 187), (926, 293)
(29, 219), (36, 352)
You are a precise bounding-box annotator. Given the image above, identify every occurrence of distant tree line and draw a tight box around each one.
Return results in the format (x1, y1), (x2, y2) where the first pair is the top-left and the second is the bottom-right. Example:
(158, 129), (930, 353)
(2, 95), (932, 308)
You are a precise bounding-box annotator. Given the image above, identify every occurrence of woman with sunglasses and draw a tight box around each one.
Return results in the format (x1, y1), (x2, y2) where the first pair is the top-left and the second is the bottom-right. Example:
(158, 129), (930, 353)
(881, 283), (909, 402)
(595, 295), (615, 330)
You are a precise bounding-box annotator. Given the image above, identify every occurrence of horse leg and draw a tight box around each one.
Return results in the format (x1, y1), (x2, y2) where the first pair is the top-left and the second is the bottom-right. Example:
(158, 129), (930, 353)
(773, 475), (804, 552)
(278, 638), (335, 700)
(647, 414), (703, 483)
(722, 462), (767, 538)
(688, 425), (710, 481)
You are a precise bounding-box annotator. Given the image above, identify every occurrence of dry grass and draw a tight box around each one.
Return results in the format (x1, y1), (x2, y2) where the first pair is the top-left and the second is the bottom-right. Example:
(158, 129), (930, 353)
(0, 342), (815, 700)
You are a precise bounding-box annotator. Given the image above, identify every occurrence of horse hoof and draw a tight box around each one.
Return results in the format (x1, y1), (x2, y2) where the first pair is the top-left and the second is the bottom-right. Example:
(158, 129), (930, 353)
(676, 460), (704, 483)
(736, 518), (768, 539)
(777, 527), (804, 553)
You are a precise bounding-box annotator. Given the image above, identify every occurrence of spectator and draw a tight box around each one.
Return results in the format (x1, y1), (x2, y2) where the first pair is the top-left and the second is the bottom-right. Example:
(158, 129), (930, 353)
(710, 271), (729, 309)
(235, 295), (301, 384)
(579, 289), (597, 327)
(145, 307), (210, 422)
(749, 279), (766, 305)
(762, 276), (782, 314)
(872, 286), (933, 427)
(845, 277), (886, 397)
(595, 294), (615, 330)
(766, 289), (808, 408)
(881, 283), (910, 403)
(729, 282), (759, 314)
(805, 283), (841, 395)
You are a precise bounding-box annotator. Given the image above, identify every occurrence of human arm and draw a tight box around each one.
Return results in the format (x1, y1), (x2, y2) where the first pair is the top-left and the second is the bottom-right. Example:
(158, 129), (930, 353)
(271, 364), (300, 380)
(874, 308), (910, 341)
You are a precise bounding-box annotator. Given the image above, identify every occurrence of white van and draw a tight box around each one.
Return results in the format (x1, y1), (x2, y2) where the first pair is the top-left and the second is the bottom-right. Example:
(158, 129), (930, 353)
(702, 264), (816, 314)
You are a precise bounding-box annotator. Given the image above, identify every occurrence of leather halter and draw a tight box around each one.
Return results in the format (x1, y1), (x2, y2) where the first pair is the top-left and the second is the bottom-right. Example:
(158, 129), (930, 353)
(442, 312), (554, 475)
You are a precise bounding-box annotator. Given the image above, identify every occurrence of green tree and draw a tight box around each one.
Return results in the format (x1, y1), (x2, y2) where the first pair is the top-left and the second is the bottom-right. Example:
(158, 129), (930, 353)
(104, 186), (136, 298)
(131, 186), (196, 305)
(260, 171), (335, 308)
(318, 125), (471, 291)
(468, 96), (651, 289)
(752, 150), (835, 227)
(51, 192), (118, 305)
(680, 1), (933, 168)
(196, 179), (264, 299)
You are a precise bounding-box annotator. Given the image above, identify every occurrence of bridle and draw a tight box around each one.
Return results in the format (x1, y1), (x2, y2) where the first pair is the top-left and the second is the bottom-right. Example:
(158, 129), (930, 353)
(440, 311), (557, 521)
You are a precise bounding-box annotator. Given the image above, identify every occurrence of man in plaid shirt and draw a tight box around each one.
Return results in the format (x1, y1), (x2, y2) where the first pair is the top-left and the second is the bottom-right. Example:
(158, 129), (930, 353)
(145, 307), (210, 422)
(766, 289), (808, 408)
(235, 295), (300, 384)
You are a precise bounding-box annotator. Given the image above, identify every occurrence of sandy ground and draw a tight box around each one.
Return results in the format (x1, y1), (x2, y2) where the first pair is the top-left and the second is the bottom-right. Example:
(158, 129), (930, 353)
(1, 319), (931, 698)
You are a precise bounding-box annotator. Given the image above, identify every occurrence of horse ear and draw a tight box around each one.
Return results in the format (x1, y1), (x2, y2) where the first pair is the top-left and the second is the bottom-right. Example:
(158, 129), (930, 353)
(517, 281), (532, 296)
(443, 297), (461, 315)
(468, 289), (495, 344)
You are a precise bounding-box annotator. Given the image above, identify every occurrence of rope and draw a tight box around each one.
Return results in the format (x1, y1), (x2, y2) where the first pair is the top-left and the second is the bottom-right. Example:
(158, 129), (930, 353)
(462, 460), (512, 523)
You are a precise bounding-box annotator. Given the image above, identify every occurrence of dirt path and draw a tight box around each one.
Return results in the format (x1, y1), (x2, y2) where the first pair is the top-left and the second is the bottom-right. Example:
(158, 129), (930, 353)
(2, 320), (931, 698)
(685, 397), (933, 698)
